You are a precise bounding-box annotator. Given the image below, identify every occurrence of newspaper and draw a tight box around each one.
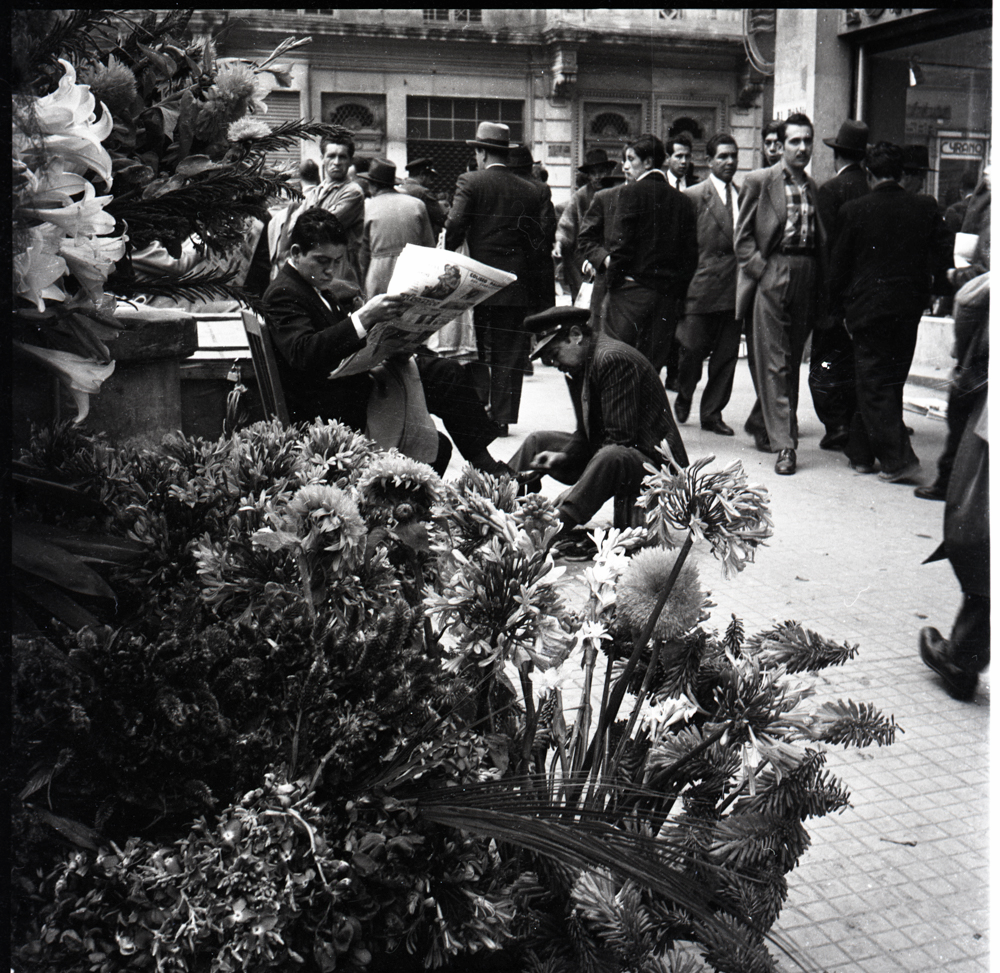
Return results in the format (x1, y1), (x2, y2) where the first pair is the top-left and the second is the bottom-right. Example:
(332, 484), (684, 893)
(328, 245), (515, 378)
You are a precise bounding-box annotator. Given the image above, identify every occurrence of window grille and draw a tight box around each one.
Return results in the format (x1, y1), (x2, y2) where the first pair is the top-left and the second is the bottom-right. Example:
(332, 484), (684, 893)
(327, 103), (376, 130)
(406, 96), (523, 145)
(422, 9), (482, 23)
(591, 112), (631, 138)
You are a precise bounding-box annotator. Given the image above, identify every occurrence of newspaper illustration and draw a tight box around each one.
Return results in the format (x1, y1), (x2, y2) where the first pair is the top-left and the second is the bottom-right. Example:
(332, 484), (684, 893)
(328, 245), (516, 378)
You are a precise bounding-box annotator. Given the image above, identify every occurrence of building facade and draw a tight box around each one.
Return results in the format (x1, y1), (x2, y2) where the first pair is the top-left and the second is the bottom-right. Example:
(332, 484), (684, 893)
(770, 7), (991, 203)
(201, 8), (773, 207)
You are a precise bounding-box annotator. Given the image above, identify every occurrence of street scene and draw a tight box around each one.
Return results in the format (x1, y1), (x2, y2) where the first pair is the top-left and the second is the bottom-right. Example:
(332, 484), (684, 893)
(11, 7), (990, 973)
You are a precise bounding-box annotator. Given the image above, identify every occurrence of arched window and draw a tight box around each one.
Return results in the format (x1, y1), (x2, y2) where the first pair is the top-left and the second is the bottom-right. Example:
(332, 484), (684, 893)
(328, 103), (376, 130)
(591, 112), (631, 138)
(668, 116), (703, 140)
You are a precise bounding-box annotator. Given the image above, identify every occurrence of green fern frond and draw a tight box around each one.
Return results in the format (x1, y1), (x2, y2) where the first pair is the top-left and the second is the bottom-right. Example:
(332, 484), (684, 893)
(745, 621), (859, 673)
(694, 913), (777, 973)
(813, 699), (900, 747)
(116, 265), (248, 307)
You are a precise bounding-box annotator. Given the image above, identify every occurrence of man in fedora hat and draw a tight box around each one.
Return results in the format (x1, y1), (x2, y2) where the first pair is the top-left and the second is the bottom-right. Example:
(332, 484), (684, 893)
(556, 148), (617, 302)
(400, 157), (447, 236)
(445, 122), (554, 434)
(507, 144), (557, 315)
(359, 158), (434, 298)
(807, 118), (871, 453)
(508, 306), (688, 556)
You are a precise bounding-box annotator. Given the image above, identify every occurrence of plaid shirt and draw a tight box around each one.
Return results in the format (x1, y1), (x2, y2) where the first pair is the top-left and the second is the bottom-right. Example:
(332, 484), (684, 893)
(781, 167), (816, 251)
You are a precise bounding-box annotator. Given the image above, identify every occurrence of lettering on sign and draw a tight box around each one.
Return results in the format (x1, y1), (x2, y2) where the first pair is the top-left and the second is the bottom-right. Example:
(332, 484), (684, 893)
(940, 139), (985, 159)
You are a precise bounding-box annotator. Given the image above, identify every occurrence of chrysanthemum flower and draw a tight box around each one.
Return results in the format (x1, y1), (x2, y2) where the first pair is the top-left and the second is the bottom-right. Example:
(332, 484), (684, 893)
(227, 117), (272, 143)
(80, 56), (138, 116)
(616, 547), (705, 642)
(287, 483), (366, 553)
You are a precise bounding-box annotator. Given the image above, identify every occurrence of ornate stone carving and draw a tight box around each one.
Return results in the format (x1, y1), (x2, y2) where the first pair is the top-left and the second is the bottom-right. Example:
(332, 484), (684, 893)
(550, 44), (577, 99)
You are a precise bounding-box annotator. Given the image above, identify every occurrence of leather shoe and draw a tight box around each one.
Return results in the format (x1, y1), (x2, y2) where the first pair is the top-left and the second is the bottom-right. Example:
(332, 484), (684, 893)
(849, 461), (877, 474)
(919, 626), (978, 700)
(495, 424), (509, 437)
(774, 448), (796, 475)
(702, 419), (735, 436)
(751, 430), (771, 453)
(673, 397), (690, 424)
(914, 482), (947, 501)
(819, 426), (850, 451)
(878, 459), (921, 484)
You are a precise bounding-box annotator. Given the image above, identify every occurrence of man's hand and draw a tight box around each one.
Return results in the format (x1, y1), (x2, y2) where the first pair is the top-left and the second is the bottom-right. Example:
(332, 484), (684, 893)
(581, 259), (596, 280)
(357, 293), (408, 329)
(530, 450), (568, 472)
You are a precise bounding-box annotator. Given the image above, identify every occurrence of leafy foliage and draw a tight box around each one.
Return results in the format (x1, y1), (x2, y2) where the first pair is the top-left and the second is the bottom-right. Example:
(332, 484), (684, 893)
(12, 432), (898, 973)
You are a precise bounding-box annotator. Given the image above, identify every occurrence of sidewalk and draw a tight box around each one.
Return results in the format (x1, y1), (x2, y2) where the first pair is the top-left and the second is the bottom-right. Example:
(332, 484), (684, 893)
(478, 358), (989, 973)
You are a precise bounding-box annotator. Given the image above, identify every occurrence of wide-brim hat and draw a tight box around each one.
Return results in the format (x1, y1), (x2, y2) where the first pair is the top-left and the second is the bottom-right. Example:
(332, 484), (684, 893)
(578, 148), (614, 174)
(467, 121), (511, 151)
(599, 161), (627, 186)
(902, 144), (935, 172)
(823, 119), (869, 154)
(526, 306), (592, 360)
(507, 145), (536, 171)
(406, 157), (437, 175)
(367, 158), (397, 188)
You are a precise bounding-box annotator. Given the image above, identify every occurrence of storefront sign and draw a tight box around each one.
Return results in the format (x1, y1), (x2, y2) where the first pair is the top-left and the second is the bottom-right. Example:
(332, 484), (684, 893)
(940, 138), (986, 160)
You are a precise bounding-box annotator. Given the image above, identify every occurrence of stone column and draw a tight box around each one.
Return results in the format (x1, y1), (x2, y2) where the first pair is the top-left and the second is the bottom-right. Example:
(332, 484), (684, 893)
(773, 9), (854, 186)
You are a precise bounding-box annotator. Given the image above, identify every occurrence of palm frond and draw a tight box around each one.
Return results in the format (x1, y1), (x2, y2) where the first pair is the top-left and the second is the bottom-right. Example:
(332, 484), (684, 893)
(12, 9), (121, 90)
(227, 120), (357, 161)
(118, 265), (249, 308)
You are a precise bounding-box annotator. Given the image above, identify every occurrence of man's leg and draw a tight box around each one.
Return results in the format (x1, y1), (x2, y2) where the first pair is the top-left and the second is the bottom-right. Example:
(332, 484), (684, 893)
(752, 254), (814, 452)
(556, 444), (649, 528)
(850, 316), (920, 475)
(808, 320), (856, 445)
(699, 311), (741, 426)
(673, 313), (710, 423)
(475, 305), (530, 427)
(416, 351), (504, 472)
(605, 280), (657, 352)
(507, 430), (583, 485)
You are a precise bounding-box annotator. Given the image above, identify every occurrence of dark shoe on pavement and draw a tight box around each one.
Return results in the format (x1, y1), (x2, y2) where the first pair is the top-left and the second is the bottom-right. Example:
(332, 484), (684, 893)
(702, 419), (735, 436)
(774, 448), (796, 475)
(849, 461), (877, 474)
(878, 459), (921, 484)
(747, 427), (771, 453)
(919, 626), (979, 700)
(550, 529), (598, 561)
(495, 424), (509, 438)
(673, 397), (690, 424)
(914, 481), (947, 501)
(819, 426), (850, 451)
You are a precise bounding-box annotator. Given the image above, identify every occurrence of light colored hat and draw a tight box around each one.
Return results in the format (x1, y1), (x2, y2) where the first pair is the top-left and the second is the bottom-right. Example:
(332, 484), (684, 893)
(466, 121), (512, 151)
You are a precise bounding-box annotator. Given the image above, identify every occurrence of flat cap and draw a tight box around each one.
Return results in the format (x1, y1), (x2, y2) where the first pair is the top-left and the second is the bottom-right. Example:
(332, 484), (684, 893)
(525, 305), (592, 360)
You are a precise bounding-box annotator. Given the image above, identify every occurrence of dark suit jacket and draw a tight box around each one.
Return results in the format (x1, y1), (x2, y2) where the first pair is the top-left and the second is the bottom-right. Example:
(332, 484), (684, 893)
(263, 263), (370, 428)
(577, 183), (625, 272)
(606, 170), (698, 298)
(563, 334), (688, 468)
(828, 182), (951, 328)
(816, 164), (869, 252)
(444, 164), (554, 308)
(734, 162), (827, 321)
(682, 177), (738, 313)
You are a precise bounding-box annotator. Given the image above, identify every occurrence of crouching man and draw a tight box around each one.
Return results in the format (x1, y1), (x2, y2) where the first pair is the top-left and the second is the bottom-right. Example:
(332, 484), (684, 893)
(509, 307), (688, 555)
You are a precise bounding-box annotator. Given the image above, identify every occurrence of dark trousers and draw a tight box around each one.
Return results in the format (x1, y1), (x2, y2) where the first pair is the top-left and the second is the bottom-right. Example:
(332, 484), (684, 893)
(743, 316), (767, 441)
(844, 313), (920, 474)
(749, 253), (817, 451)
(950, 594), (990, 673)
(508, 430), (649, 527)
(415, 350), (499, 461)
(675, 309), (742, 424)
(808, 319), (856, 433)
(605, 281), (676, 373)
(473, 304), (531, 426)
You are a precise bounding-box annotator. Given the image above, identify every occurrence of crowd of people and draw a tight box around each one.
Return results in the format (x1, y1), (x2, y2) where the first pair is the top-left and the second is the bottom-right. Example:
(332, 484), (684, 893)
(249, 113), (988, 699)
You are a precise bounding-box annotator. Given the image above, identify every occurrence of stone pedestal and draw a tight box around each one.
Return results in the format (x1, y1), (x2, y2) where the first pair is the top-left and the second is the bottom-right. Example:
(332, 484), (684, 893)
(86, 307), (199, 446)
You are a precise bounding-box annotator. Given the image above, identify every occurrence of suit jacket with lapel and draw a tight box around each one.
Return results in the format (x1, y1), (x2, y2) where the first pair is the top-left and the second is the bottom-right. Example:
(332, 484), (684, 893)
(734, 162), (827, 321)
(606, 170), (698, 298)
(683, 177), (738, 313)
(576, 183), (625, 272)
(444, 165), (553, 307)
(263, 263), (370, 428)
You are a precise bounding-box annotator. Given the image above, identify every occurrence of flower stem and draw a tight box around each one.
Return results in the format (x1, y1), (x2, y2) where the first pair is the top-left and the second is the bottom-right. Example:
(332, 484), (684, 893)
(580, 534), (694, 781)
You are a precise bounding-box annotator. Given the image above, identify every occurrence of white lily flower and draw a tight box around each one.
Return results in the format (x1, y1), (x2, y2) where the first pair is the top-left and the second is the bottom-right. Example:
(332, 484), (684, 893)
(27, 180), (116, 238)
(14, 341), (115, 424)
(14, 237), (68, 310)
(60, 233), (127, 303)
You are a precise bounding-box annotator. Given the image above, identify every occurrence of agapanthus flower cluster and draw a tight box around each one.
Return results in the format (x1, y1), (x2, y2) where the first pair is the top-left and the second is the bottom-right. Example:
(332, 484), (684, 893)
(638, 456), (773, 577)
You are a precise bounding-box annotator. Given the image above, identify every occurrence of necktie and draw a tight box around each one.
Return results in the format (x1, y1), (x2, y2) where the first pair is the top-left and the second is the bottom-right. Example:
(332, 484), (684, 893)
(724, 182), (734, 232)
